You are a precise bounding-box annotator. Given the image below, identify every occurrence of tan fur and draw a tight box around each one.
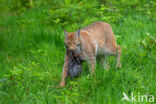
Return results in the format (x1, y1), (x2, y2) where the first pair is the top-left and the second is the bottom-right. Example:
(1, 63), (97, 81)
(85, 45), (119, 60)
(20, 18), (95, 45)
(59, 21), (121, 87)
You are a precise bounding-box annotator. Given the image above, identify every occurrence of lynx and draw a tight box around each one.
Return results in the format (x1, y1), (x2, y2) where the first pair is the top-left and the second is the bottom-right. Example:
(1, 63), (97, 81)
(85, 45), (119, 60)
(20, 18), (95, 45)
(60, 21), (121, 87)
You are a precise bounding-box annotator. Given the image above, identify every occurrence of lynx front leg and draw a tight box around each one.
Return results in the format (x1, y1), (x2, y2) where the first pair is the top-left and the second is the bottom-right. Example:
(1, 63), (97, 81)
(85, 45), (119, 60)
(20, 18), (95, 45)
(87, 56), (96, 75)
(59, 53), (69, 87)
(91, 58), (96, 75)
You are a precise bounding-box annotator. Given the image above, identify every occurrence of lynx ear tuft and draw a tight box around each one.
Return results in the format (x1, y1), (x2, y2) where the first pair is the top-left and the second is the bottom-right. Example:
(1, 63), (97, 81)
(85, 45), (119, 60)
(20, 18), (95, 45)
(64, 30), (68, 39)
(76, 29), (80, 38)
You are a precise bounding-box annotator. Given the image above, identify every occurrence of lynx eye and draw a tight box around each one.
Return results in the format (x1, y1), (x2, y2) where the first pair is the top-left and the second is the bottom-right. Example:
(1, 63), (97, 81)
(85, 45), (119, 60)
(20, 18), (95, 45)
(73, 42), (77, 44)
(64, 42), (69, 47)
(67, 43), (70, 45)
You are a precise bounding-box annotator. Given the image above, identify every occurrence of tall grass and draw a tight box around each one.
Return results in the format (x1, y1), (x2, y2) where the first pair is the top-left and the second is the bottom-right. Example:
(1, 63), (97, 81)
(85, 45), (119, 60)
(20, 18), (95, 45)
(0, 5), (156, 104)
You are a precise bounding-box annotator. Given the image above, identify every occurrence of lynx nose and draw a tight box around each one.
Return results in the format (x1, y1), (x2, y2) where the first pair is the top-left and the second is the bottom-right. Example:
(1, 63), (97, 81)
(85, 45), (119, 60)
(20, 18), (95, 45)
(69, 46), (75, 51)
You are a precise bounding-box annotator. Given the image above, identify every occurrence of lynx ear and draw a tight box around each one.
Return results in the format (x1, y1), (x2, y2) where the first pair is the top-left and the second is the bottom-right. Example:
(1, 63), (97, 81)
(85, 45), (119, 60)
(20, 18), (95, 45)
(76, 29), (80, 38)
(64, 30), (68, 39)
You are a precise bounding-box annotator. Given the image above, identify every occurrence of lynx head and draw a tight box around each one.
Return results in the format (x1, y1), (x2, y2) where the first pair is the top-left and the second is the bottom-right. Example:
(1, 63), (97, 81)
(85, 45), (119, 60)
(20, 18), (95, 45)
(64, 29), (81, 55)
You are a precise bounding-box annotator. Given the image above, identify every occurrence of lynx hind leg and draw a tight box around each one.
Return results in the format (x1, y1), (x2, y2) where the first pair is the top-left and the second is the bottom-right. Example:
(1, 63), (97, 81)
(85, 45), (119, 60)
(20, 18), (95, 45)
(116, 45), (122, 68)
(107, 44), (121, 68)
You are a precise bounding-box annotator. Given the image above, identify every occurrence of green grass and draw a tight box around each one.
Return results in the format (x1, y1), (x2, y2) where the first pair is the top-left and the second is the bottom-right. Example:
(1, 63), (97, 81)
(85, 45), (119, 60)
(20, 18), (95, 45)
(0, 6), (156, 104)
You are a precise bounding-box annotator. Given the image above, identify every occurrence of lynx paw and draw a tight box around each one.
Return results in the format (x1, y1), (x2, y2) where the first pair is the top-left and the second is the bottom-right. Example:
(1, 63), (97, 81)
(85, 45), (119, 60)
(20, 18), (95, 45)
(59, 81), (66, 87)
(117, 63), (122, 68)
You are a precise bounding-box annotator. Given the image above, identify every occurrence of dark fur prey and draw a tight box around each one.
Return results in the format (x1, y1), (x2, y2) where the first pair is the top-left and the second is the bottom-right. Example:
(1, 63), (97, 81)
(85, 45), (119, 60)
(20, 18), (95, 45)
(67, 50), (83, 78)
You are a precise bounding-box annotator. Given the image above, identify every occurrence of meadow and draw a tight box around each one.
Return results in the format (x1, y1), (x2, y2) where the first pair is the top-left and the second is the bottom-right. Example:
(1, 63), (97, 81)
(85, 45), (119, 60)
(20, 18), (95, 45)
(0, 0), (156, 104)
